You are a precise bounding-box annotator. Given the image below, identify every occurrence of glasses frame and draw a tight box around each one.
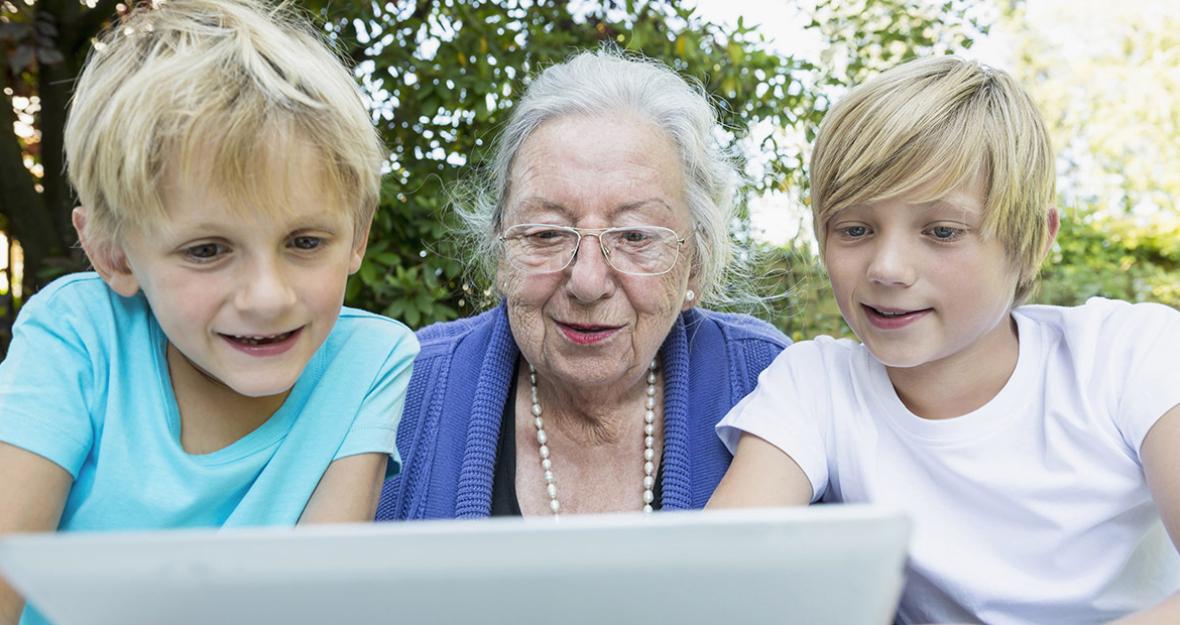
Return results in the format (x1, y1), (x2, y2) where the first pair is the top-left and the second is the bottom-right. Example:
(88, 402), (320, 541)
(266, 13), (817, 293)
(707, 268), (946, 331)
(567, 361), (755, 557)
(499, 223), (690, 276)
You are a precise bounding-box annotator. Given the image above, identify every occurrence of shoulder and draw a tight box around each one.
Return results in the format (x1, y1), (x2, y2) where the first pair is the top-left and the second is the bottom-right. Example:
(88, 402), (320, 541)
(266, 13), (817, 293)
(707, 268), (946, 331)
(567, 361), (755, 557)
(327, 307), (420, 363)
(683, 308), (791, 350)
(1016, 297), (1180, 345)
(15, 272), (150, 347)
(34, 271), (109, 297)
(21, 272), (121, 315)
(766, 335), (863, 376)
(415, 306), (504, 343)
(387, 305), (513, 393)
(410, 306), (507, 363)
(334, 307), (417, 342)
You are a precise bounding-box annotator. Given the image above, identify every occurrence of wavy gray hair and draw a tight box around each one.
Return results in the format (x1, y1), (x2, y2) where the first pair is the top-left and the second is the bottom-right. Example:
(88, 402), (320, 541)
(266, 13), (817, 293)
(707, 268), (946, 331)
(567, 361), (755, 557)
(457, 48), (746, 307)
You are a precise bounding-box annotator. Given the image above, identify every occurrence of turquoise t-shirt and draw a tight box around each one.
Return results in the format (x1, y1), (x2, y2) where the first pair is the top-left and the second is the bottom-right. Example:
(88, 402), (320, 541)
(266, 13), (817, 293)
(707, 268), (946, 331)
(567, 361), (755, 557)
(0, 273), (418, 623)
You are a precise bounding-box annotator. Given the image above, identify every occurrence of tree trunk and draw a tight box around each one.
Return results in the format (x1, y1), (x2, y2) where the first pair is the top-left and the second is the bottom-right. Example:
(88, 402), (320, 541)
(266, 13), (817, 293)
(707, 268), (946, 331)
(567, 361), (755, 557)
(0, 60), (64, 294)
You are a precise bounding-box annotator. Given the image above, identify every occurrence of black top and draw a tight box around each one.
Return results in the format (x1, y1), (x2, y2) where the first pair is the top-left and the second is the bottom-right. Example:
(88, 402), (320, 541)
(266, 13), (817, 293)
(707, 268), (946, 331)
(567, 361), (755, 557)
(490, 362), (663, 516)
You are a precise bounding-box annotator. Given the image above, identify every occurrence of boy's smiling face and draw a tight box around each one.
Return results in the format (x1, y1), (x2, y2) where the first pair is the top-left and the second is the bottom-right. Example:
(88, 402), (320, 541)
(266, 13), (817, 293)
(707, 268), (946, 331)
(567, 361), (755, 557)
(824, 175), (1021, 376)
(105, 149), (367, 402)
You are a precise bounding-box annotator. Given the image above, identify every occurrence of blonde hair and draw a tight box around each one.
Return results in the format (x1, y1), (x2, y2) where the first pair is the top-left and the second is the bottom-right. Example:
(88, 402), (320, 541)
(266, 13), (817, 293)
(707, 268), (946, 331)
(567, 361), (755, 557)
(810, 56), (1056, 304)
(65, 0), (384, 252)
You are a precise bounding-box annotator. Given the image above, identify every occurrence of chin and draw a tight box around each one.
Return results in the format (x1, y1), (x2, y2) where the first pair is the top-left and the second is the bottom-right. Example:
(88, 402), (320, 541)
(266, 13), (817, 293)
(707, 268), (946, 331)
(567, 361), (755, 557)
(863, 345), (930, 369)
(226, 376), (299, 399)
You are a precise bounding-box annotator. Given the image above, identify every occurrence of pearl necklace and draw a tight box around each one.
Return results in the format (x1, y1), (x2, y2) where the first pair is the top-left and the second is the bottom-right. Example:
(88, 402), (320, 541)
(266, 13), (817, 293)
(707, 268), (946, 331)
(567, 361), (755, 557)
(528, 359), (658, 515)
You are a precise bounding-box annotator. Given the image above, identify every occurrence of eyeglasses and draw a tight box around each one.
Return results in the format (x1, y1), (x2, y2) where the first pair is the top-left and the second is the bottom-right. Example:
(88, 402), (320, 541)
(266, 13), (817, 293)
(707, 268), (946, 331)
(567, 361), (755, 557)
(499, 224), (689, 276)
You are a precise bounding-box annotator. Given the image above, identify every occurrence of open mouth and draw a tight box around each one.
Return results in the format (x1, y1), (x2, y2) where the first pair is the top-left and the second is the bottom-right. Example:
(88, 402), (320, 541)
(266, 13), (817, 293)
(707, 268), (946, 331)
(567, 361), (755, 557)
(868, 307), (912, 318)
(862, 305), (931, 328)
(223, 329), (298, 346)
(864, 304), (927, 317)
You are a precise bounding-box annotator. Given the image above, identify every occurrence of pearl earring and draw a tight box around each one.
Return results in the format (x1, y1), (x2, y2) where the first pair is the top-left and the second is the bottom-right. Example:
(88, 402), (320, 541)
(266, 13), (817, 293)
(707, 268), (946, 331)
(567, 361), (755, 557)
(685, 290), (695, 303)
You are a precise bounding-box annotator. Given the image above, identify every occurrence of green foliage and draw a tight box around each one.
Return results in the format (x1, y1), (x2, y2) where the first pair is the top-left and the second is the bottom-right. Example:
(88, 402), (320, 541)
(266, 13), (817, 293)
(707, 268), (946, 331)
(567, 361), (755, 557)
(298, 0), (818, 326)
(1036, 208), (1180, 310)
(295, 0), (988, 330)
(1002, 0), (1180, 217)
(759, 242), (856, 342)
(1, 0), (991, 349)
(808, 0), (984, 85)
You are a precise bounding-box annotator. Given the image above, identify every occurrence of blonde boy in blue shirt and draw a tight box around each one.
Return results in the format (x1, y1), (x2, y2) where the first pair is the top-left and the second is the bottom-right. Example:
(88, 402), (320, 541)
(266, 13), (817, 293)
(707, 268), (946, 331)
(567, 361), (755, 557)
(711, 57), (1180, 624)
(0, 1), (417, 622)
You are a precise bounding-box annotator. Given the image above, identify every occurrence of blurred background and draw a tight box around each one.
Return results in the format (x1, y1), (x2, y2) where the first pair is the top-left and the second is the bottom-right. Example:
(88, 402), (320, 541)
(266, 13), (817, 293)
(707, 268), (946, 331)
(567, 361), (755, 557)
(2, 0), (1177, 357)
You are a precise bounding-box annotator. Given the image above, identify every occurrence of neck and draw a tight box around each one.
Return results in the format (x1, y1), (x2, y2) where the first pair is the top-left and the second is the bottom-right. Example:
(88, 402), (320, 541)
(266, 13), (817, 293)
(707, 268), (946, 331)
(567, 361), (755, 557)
(167, 343), (288, 454)
(528, 364), (654, 446)
(886, 314), (1020, 420)
(517, 358), (661, 515)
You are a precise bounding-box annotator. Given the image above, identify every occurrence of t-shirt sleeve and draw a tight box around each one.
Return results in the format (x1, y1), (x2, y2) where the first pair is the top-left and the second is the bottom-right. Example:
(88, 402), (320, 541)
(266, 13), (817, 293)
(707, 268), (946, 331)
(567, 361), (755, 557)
(333, 325), (419, 476)
(0, 281), (100, 477)
(716, 339), (835, 502)
(1100, 301), (1180, 454)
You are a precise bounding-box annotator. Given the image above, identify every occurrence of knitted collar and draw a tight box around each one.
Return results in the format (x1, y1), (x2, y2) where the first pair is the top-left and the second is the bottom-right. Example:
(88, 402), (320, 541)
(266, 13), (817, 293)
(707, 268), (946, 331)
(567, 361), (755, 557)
(453, 301), (695, 517)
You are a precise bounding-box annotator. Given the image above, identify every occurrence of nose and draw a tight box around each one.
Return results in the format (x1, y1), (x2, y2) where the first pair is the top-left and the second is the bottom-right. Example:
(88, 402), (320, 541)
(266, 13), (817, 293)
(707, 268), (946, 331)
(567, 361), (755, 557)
(234, 256), (297, 317)
(565, 234), (615, 302)
(866, 235), (917, 287)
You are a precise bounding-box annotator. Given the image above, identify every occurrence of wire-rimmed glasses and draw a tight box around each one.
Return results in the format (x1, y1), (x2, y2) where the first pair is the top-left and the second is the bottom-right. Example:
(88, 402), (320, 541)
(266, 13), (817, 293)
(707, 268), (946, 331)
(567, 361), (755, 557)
(499, 224), (689, 276)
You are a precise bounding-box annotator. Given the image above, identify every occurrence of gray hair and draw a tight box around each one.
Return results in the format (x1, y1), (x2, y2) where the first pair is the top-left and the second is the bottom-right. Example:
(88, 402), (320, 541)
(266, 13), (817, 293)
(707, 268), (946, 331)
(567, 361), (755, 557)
(457, 48), (745, 307)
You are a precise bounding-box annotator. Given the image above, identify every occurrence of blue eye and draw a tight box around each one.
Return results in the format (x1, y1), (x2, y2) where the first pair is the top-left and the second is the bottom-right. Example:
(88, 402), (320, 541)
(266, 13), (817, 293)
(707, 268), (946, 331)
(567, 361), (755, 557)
(928, 226), (964, 241)
(838, 225), (869, 238)
(185, 243), (225, 260)
(291, 236), (323, 250)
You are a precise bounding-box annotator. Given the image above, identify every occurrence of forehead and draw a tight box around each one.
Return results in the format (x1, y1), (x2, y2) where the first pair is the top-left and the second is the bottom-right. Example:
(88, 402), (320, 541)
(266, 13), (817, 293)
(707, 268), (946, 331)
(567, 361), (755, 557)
(148, 135), (352, 233)
(830, 164), (989, 224)
(505, 114), (688, 227)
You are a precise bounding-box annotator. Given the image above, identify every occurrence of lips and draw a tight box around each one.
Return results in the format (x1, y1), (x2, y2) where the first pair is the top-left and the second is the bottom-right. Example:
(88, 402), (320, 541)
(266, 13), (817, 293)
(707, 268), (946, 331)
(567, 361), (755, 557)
(556, 321), (622, 345)
(225, 331), (295, 345)
(862, 304), (931, 329)
(220, 327), (303, 355)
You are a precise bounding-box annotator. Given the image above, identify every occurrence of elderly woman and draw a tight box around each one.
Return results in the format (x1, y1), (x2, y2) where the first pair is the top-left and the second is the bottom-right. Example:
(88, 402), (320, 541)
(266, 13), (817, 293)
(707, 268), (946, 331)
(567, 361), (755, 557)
(376, 50), (789, 519)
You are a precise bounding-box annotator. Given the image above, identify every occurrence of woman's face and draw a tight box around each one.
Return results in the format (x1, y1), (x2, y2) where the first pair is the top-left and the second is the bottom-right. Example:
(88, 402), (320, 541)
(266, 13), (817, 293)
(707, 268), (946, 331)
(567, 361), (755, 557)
(499, 114), (698, 392)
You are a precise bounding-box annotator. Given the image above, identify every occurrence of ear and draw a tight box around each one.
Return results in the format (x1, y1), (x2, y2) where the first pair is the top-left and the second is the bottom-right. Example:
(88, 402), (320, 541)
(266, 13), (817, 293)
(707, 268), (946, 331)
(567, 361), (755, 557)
(347, 219), (372, 275)
(72, 207), (140, 297)
(1041, 206), (1060, 261)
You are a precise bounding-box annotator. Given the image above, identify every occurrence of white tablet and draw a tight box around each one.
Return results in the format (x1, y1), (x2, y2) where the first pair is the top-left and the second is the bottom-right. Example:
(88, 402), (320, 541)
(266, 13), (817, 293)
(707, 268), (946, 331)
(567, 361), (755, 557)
(0, 505), (910, 625)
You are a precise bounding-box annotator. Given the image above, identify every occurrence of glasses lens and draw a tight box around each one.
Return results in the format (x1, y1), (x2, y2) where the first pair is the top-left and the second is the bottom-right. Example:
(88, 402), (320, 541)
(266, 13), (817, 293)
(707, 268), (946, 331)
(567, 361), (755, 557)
(502, 225), (578, 273)
(602, 227), (680, 275)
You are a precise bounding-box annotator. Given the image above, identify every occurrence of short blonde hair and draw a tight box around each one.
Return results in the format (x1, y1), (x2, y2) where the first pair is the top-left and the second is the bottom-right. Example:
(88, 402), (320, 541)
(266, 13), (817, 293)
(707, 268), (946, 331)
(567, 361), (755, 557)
(65, 0), (384, 250)
(810, 56), (1056, 304)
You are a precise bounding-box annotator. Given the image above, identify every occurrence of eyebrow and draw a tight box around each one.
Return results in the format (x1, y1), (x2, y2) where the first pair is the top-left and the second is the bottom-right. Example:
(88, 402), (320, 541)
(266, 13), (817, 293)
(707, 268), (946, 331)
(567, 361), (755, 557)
(164, 214), (347, 239)
(512, 197), (676, 219)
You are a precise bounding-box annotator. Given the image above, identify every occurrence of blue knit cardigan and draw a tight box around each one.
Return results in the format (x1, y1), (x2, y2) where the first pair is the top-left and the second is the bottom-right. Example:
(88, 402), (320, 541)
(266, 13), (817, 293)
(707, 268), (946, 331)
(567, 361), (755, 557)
(376, 302), (790, 520)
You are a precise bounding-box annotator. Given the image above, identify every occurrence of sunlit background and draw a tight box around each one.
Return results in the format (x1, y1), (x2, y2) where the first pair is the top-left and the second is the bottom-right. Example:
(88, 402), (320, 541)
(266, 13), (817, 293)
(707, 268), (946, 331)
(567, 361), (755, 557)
(2, 0), (1177, 350)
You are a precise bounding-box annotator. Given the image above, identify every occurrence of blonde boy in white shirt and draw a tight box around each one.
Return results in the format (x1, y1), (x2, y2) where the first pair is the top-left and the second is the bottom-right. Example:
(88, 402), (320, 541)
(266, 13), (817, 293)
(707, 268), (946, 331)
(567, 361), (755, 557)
(710, 56), (1180, 625)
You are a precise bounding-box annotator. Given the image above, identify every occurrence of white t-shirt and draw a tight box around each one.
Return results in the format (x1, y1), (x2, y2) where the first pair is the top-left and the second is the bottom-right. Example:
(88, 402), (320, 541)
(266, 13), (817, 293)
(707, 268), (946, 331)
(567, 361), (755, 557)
(717, 298), (1180, 625)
